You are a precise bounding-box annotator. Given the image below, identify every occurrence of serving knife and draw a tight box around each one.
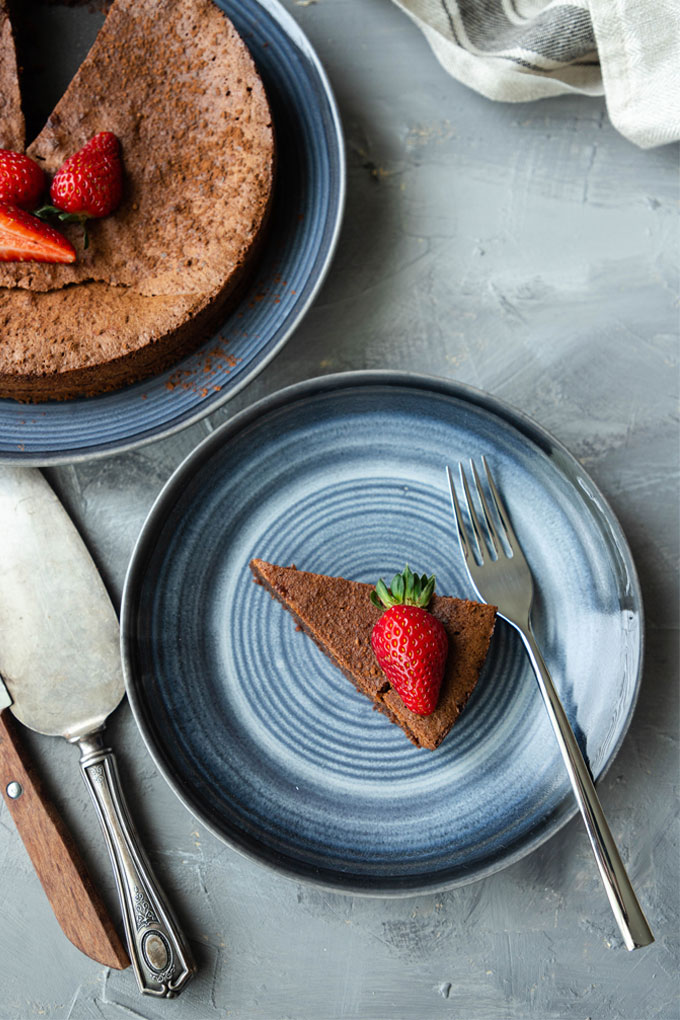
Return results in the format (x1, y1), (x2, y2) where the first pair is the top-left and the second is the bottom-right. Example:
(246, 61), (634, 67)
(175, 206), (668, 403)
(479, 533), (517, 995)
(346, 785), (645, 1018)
(0, 466), (195, 997)
(0, 679), (130, 969)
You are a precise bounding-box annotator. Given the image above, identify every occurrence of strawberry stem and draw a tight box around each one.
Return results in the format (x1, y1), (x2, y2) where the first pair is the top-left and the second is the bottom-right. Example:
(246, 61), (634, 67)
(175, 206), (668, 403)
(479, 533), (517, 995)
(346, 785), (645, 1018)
(33, 204), (61, 219)
(32, 205), (90, 248)
(371, 566), (436, 610)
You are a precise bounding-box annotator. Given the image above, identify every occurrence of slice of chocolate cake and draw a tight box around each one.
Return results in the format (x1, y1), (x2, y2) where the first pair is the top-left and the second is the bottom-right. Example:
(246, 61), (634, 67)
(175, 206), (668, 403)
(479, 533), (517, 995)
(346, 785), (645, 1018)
(0, 0), (23, 151)
(250, 559), (497, 751)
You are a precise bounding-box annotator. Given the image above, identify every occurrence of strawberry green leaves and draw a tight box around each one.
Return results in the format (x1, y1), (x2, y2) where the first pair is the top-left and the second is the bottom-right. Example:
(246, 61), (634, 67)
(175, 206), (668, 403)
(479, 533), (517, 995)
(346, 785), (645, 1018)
(370, 565), (436, 610)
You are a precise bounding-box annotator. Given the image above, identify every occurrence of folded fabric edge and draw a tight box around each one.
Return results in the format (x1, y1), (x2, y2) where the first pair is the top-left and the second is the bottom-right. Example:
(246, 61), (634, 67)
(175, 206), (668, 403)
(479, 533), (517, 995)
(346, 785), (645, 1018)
(588, 0), (680, 148)
(392, 0), (604, 104)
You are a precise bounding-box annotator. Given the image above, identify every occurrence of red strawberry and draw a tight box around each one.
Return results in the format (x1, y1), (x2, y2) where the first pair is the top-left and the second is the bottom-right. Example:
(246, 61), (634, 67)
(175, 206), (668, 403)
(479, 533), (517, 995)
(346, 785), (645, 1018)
(49, 131), (123, 219)
(0, 150), (46, 210)
(0, 202), (76, 263)
(370, 566), (448, 716)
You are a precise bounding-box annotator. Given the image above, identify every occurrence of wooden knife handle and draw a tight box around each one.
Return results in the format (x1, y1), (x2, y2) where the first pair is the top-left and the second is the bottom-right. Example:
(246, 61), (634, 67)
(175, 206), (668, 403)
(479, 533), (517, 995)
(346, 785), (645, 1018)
(0, 709), (130, 970)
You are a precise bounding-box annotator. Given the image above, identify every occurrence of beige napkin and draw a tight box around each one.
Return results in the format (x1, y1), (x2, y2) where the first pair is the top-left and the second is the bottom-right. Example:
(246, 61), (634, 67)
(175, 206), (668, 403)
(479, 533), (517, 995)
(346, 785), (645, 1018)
(391, 0), (680, 148)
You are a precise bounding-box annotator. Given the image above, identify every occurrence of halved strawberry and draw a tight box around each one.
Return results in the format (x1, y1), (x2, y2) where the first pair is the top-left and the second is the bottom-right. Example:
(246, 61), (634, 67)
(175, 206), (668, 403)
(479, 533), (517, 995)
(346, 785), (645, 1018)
(0, 202), (76, 263)
(370, 566), (448, 716)
(0, 150), (46, 210)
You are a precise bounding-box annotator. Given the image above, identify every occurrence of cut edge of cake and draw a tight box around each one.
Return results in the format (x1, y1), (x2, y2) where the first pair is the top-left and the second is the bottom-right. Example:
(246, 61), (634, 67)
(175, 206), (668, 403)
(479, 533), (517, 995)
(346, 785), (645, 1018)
(0, 0), (24, 152)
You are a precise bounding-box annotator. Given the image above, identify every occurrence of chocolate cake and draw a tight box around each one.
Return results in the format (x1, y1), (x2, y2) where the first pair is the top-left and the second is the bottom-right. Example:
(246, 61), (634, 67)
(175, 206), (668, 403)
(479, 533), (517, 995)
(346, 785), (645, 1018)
(250, 559), (497, 751)
(0, 0), (23, 152)
(0, 0), (274, 400)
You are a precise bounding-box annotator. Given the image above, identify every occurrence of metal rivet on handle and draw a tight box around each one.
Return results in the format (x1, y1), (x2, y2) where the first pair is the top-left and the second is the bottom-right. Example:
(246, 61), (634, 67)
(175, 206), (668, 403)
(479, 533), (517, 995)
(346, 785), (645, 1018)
(6, 781), (23, 799)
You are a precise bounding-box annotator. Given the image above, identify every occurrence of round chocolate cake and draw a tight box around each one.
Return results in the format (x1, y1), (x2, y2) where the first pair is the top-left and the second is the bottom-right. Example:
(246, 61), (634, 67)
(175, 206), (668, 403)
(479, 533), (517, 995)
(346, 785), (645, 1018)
(0, 0), (275, 401)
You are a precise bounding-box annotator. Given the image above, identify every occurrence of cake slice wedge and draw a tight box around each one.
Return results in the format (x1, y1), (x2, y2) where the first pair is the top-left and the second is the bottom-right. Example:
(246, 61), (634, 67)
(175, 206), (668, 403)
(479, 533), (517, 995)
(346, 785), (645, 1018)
(250, 559), (497, 750)
(0, 0), (24, 152)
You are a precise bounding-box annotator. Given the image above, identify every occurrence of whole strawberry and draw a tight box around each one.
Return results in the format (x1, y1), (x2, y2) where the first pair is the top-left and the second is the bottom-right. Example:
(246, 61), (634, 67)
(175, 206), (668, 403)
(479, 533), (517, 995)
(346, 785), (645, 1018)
(50, 131), (123, 219)
(370, 566), (448, 716)
(0, 150), (46, 210)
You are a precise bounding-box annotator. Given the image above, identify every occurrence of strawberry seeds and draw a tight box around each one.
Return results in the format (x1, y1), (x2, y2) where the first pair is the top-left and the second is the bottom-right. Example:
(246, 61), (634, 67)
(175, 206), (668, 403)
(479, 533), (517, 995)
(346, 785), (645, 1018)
(370, 566), (449, 716)
(0, 132), (123, 262)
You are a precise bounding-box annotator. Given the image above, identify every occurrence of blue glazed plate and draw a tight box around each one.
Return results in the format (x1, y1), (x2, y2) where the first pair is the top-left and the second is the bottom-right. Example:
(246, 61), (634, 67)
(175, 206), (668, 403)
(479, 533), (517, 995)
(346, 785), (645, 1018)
(121, 371), (643, 894)
(0, 0), (344, 464)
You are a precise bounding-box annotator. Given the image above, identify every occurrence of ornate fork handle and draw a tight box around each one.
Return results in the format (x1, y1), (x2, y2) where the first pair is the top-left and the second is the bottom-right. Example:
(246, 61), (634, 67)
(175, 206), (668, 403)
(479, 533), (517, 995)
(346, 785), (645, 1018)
(518, 622), (653, 951)
(79, 731), (196, 996)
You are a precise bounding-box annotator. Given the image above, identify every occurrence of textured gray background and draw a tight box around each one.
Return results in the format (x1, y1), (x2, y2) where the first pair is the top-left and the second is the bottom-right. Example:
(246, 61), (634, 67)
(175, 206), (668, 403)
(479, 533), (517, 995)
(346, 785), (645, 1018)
(0, 1), (678, 1018)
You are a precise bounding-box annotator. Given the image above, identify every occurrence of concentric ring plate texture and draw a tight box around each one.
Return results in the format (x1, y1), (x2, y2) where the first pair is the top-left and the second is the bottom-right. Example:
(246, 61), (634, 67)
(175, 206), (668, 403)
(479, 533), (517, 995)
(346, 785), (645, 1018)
(0, 0), (344, 464)
(122, 372), (643, 894)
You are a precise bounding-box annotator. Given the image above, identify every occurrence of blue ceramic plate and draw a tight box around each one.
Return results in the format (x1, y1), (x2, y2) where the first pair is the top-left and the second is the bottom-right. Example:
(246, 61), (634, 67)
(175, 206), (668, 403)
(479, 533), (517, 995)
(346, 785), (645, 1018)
(121, 372), (643, 894)
(0, 0), (344, 464)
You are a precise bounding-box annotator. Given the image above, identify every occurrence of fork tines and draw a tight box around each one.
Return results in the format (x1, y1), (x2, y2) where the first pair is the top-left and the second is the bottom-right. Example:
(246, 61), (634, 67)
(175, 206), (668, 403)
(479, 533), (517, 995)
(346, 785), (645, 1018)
(446, 457), (516, 564)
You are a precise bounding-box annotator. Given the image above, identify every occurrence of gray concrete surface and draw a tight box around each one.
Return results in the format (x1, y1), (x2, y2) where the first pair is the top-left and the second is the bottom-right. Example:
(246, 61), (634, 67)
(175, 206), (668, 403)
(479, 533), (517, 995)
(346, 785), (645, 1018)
(0, 1), (678, 1017)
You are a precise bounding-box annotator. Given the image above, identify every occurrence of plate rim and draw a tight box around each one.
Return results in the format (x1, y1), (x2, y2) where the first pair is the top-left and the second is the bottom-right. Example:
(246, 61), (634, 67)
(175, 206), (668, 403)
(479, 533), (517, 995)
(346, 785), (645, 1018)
(121, 368), (645, 896)
(0, 0), (346, 466)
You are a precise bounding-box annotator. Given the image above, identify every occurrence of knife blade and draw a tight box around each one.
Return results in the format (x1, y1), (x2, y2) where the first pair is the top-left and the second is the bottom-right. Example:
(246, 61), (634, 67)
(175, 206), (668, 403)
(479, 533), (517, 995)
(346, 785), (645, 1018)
(0, 466), (195, 997)
(0, 677), (129, 969)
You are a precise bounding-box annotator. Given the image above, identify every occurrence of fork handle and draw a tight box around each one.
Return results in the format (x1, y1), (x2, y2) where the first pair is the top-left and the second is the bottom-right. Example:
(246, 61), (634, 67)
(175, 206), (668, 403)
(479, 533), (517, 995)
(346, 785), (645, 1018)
(518, 624), (653, 951)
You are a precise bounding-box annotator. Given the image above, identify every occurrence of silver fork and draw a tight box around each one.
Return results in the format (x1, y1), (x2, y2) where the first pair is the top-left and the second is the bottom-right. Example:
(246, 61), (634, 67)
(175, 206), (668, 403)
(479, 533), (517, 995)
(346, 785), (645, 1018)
(446, 458), (653, 951)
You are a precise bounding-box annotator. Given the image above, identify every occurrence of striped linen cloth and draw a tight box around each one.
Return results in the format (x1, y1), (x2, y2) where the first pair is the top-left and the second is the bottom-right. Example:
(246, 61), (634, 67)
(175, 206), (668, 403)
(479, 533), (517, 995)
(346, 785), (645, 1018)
(391, 0), (680, 147)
